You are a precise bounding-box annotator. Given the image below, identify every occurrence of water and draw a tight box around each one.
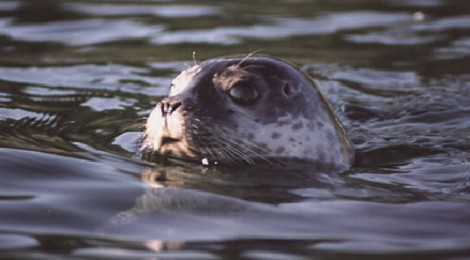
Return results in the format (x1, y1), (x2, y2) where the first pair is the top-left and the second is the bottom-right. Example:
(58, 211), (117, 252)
(1, 0), (469, 259)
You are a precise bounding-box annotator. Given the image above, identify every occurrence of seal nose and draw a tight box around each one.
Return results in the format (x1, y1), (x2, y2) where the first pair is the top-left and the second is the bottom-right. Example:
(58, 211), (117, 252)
(160, 97), (183, 116)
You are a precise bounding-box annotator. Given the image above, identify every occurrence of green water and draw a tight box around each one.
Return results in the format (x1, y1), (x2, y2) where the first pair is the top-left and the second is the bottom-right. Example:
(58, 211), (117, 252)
(0, 0), (469, 259)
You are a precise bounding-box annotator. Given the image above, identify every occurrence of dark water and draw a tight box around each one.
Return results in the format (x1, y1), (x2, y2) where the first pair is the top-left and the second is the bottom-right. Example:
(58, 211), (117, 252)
(1, 0), (470, 259)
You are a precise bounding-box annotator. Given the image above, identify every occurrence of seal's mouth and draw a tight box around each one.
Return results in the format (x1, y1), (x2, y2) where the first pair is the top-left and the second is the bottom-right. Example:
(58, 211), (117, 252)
(160, 137), (180, 146)
(157, 135), (201, 160)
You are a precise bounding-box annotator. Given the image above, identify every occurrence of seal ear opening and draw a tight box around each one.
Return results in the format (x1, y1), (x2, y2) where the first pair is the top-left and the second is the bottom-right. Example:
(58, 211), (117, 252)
(283, 82), (292, 96)
(160, 97), (183, 116)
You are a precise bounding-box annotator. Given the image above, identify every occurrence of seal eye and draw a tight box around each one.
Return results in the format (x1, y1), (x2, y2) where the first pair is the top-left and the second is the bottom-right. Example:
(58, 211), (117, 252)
(228, 82), (259, 106)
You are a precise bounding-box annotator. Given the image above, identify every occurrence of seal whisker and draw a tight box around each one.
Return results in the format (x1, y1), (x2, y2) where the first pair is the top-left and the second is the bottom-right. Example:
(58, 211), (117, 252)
(237, 49), (264, 67)
(214, 131), (270, 164)
(208, 144), (244, 164)
(201, 141), (238, 163)
(217, 146), (248, 164)
(222, 142), (256, 164)
(193, 128), (257, 164)
(187, 128), (244, 163)
(205, 137), (254, 164)
(192, 51), (198, 66)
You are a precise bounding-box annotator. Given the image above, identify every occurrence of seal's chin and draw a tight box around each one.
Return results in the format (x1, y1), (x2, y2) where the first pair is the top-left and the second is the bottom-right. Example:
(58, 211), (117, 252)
(156, 135), (201, 161)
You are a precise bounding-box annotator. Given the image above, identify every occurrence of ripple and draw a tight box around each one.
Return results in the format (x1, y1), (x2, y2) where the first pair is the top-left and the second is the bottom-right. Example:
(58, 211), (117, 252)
(0, 18), (162, 46)
(0, 108), (40, 121)
(345, 14), (470, 46)
(322, 67), (420, 95)
(152, 11), (410, 45)
(389, 0), (443, 7)
(433, 37), (470, 60)
(0, 64), (167, 95)
(350, 159), (470, 201)
(0, 234), (37, 250)
(412, 15), (470, 31)
(112, 132), (140, 153)
(345, 30), (443, 45)
(338, 69), (418, 88)
(73, 245), (217, 260)
(24, 86), (76, 96)
(147, 61), (189, 72)
(67, 3), (221, 18)
(0, 1), (20, 11)
(0, 193), (35, 201)
(81, 97), (130, 112)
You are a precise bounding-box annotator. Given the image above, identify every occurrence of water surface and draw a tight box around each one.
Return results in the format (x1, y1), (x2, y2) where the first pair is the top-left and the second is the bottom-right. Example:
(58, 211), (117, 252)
(1, 0), (469, 259)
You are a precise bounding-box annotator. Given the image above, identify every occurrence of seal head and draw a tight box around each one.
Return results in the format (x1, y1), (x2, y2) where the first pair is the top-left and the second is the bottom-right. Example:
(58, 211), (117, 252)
(142, 57), (353, 170)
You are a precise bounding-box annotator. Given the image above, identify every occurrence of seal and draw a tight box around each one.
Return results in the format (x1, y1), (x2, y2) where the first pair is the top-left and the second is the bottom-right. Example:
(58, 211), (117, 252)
(142, 56), (354, 171)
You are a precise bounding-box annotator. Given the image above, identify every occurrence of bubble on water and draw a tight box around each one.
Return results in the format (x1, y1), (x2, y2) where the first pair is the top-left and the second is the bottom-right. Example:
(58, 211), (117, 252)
(413, 11), (426, 22)
(202, 158), (209, 165)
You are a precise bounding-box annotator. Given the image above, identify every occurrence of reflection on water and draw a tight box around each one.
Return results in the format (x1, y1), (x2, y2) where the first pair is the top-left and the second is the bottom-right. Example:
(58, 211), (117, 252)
(0, 0), (470, 259)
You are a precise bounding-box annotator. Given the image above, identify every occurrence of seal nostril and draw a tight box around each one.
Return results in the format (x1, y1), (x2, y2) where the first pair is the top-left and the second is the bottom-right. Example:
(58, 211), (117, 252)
(159, 102), (166, 115)
(169, 102), (182, 114)
(160, 99), (183, 116)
